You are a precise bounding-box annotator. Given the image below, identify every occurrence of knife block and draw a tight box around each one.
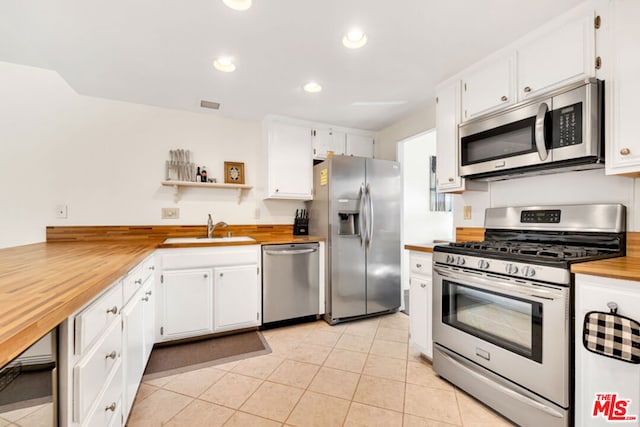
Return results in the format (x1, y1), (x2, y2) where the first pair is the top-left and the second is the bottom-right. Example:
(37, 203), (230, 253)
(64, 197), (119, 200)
(293, 217), (309, 235)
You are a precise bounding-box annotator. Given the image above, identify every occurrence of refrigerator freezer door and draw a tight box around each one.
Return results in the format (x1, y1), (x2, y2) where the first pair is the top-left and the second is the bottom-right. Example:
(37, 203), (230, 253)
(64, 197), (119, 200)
(365, 158), (401, 314)
(329, 156), (367, 320)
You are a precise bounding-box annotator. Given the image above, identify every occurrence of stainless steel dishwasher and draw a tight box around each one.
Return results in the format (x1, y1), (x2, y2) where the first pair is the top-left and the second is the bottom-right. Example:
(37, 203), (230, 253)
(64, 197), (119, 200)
(262, 243), (319, 324)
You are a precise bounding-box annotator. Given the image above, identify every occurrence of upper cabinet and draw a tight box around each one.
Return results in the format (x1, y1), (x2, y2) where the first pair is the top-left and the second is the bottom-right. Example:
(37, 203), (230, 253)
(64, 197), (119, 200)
(517, 9), (596, 100)
(346, 133), (375, 158)
(462, 53), (515, 121)
(265, 120), (314, 200)
(605, 0), (640, 176)
(312, 128), (346, 160)
(436, 81), (464, 192)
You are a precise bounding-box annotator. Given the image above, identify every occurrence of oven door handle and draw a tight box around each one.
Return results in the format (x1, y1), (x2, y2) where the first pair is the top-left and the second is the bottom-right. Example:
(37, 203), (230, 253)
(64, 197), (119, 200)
(437, 346), (565, 419)
(433, 266), (563, 301)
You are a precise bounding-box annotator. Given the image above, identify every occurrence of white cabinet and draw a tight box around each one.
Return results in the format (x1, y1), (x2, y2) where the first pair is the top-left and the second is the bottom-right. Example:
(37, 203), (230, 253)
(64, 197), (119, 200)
(265, 120), (313, 199)
(122, 289), (144, 419)
(346, 133), (375, 158)
(312, 128), (346, 160)
(435, 81), (465, 193)
(574, 274), (640, 426)
(462, 54), (515, 120)
(517, 9), (596, 100)
(141, 281), (155, 363)
(408, 251), (433, 359)
(157, 245), (261, 342)
(160, 268), (214, 340)
(213, 265), (261, 332)
(605, 0), (640, 176)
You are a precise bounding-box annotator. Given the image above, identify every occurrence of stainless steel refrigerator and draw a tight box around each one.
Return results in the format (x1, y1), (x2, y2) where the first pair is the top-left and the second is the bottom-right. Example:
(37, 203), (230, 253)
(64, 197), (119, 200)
(308, 156), (401, 324)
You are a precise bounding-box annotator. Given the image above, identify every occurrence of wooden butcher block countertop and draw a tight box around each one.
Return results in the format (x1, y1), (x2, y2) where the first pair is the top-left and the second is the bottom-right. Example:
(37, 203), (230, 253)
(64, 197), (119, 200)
(571, 256), (640, 282)
(0, 240), (159, 367)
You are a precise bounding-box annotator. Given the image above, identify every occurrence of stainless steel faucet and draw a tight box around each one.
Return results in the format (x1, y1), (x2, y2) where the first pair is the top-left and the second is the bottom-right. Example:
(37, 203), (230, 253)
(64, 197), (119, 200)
(207, 214), (228, 238)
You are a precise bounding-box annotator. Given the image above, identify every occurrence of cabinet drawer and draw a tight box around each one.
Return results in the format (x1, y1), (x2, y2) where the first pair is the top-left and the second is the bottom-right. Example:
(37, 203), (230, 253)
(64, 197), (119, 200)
(410, 253), (433, 276)
(82, 364), (122, 427)
(123, 266), (145, 305)
(74, 319), (122, 423)
(74, 281), (122, 355)
(140, 256), (155, 283)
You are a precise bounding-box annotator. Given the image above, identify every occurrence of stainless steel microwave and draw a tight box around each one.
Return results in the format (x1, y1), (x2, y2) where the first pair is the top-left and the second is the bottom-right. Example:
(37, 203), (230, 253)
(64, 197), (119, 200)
(459, 78), (604, 180)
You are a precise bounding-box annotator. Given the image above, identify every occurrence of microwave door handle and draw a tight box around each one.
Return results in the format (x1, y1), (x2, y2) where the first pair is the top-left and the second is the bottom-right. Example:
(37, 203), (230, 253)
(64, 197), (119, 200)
(535, 102), (549, 161)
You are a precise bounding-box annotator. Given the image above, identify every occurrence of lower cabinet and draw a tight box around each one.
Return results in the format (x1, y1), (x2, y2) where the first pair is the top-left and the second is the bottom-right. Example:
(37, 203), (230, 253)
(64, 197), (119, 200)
(122, 288), (145, 420)
(156, 245), (262, 343)
(408, 251), (433, 359)
(213, 265), (261, 332)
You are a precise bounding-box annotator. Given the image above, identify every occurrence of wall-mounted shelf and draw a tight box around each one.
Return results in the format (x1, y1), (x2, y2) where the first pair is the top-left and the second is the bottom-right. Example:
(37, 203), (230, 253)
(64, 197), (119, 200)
(161, 180), (252, 203)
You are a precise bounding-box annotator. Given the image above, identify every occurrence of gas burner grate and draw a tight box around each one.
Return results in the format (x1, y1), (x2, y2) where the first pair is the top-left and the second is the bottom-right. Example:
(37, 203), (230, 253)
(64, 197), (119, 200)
(450, 241), (608, 261)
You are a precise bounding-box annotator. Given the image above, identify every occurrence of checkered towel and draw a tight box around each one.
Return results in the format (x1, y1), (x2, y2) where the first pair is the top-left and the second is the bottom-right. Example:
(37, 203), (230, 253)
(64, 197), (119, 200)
(583, 311), (640, 364)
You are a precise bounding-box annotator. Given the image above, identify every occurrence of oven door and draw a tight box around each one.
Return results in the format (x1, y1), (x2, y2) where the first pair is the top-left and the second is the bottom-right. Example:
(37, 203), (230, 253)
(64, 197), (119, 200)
(459, 97), (553, 177)
(432, 265), (570, 407)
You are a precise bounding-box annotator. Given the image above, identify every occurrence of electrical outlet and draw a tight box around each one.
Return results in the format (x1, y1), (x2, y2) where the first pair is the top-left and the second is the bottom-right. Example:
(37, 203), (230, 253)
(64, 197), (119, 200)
(463, 205), (472, 220)
(55, 204), (68, 219)
(161, 207), (179, 219)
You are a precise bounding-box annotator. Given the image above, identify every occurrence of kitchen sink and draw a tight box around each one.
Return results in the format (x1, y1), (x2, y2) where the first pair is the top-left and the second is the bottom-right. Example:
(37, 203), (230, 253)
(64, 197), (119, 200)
(163, 236), (256, 244)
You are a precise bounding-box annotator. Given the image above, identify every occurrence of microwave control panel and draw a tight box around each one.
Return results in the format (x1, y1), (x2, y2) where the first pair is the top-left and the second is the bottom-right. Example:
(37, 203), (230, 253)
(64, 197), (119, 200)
(552, 102), (582, 148)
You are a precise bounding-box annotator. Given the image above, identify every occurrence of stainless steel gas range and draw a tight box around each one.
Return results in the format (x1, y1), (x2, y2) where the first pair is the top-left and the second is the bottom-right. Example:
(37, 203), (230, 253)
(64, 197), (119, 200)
(432, 204), (626, 427)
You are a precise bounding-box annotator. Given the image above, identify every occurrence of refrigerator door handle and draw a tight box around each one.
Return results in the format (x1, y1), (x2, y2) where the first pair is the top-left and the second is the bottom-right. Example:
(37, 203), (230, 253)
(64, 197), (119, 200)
(366, 183), (374, 249)
(359, 183), (367, 247)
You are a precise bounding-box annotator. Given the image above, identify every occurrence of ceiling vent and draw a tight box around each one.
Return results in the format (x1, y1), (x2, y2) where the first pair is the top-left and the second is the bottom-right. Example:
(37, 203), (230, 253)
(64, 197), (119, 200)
(200, 100), (221, 110)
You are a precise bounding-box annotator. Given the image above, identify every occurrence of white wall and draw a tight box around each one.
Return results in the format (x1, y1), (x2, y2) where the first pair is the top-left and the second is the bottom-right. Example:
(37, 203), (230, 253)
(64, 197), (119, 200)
(0, 62), (303, 248)
(375, 105), (436, 161)
(453, 169), (638, 231)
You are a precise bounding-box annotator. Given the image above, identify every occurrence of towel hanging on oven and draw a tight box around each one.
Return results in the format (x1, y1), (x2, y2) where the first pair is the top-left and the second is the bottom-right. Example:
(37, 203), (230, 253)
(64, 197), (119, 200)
(583, 302), (640, 364)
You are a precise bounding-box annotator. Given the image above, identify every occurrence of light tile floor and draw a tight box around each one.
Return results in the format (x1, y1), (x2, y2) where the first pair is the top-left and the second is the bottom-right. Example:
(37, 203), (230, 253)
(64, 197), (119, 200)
(127, 312), (515, 426)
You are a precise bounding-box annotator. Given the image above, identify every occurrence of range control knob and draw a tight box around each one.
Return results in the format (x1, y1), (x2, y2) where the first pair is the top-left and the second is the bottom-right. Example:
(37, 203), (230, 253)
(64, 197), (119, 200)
(506, 264), (518, 275)
(456, 256), (466, 266)
(477, 260), (490, 269)
(445, 255), (455, 264)
(522, 266), (536, 277)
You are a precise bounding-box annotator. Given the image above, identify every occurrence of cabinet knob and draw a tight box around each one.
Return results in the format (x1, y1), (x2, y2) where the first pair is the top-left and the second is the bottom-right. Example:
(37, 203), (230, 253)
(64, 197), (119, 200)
(416, 263), (422, 268)
(275, 188), (279, 192)
(524, 86), (532, 93)
(106, 306), (118, 315)
(135, 279), (142, 285)
(204, 274), (208, 278)
(219, 273), (224, 277)
(448, 177), (454, 182)
(501, 95), (508, 102)
(607, 301), (619, 314)
(105, 402), (117, 412)
(142, 296), (149, 302)
(620, 148), (631, 156)
(146, 290), (152, 296)
(420, 283), (427, 288)
(149, 266), (155, 271)
(105, 351), (117, 360)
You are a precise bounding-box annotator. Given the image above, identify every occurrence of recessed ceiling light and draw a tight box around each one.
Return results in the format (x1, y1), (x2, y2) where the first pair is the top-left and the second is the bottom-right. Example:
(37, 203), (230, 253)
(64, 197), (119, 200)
(213, 57), (236, 72)
(342, 29), (367, 49)
(303, 82), (322, 93)
(222, 0), (252, 11)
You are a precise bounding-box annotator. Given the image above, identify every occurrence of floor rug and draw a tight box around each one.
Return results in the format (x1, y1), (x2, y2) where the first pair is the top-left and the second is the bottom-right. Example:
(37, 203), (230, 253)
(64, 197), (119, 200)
(142, 331), (271, 380)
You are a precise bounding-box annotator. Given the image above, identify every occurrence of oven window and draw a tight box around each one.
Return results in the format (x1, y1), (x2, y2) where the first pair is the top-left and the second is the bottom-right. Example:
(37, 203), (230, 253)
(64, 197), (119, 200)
(442, 280), (543, 363)
(461, 117), (537, 166)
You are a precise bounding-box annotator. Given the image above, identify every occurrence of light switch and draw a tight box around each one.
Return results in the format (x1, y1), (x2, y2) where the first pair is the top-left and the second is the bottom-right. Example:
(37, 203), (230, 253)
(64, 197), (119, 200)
(463, 205), (472, 220)
(162, 207), (179, 219)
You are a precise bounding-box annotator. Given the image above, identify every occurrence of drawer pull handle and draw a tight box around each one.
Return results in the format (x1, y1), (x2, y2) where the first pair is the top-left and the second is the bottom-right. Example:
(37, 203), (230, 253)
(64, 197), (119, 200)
(501, 95), (508, 102)
(620, 148), (631, 156)
(106, 306), (118, 315)
(142, 296), (149, 302)
(105, 402), (117, 412)
(149, 266), (155, 270)
(420, 283), (427, 288)
(135, 279), (142, 285)
(145, 290), (152, 296)
(524, 86), (532, 93)
(448, 177), (454, 182)
(416, 263), (422, 268)
(105, 351), (117, 360)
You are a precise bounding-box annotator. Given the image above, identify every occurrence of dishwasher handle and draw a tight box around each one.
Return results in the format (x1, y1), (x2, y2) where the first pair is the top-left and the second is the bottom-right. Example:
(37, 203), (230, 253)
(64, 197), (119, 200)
(264, 248), (317, 256)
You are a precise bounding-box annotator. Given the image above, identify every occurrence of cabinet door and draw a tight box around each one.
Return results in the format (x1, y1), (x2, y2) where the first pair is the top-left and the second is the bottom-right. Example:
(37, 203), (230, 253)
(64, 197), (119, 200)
(462, 54), (514, 120)
(213, 265), (260, 332)
(346, 133), (374, 158)
(574, 274), (640, 426)
(266, 121), (313, 199)
(141, 281), (155, 363)
(160, 269), (213, 340)
(312, 129), (346, 159)
(606, 0), (640, 175)
(409, 276), (432, 359)
(122, 294), (144, 420)
(435, 81), (465, 192)
(517, 11), (595, 100)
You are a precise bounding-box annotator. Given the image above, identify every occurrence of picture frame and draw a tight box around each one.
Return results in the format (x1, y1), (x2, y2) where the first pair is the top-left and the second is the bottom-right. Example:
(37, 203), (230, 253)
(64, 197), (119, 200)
(224, 161), (245, 184)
